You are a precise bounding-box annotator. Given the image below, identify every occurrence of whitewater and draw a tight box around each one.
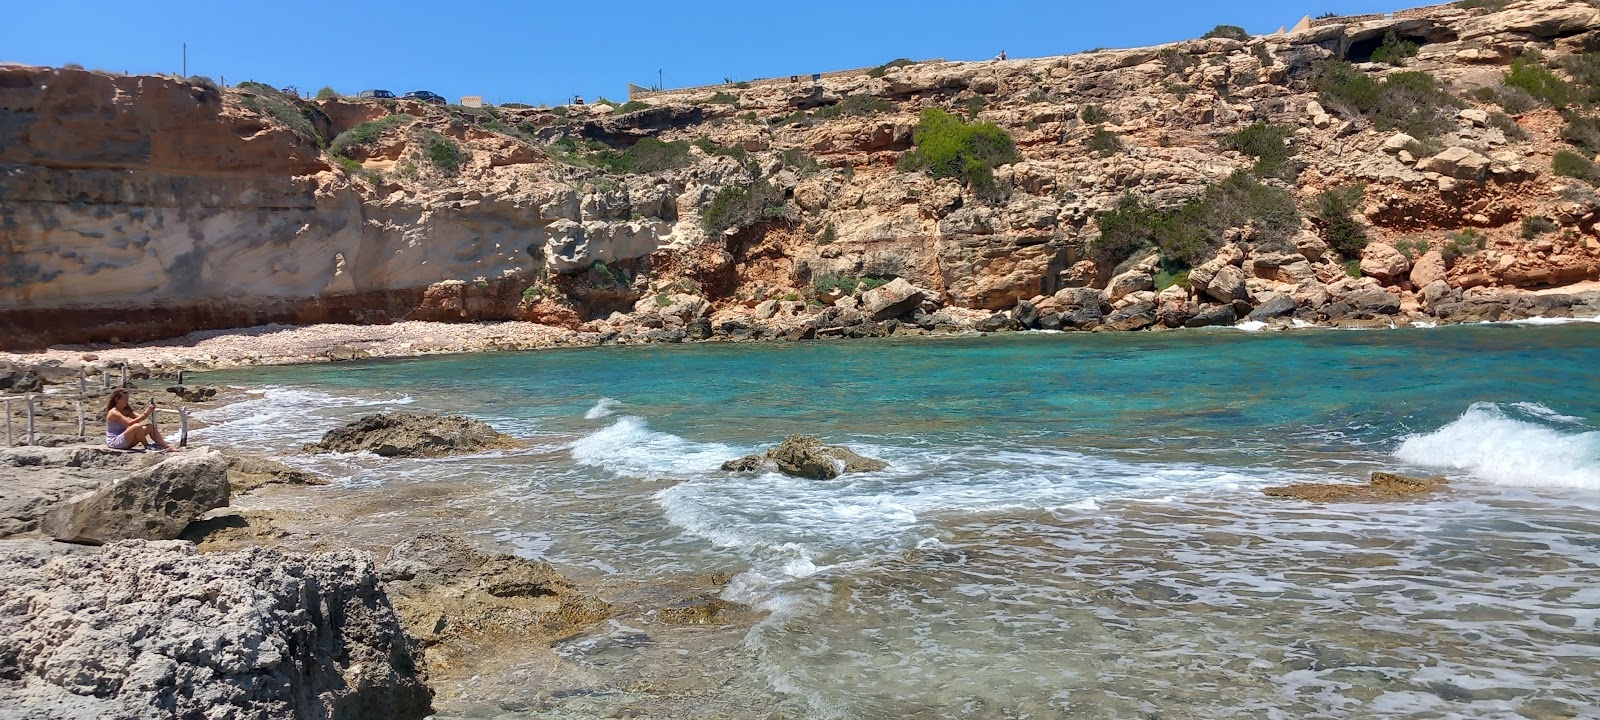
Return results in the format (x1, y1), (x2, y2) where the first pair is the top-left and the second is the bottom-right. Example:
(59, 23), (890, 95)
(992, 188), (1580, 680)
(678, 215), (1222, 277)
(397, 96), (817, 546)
(195, 325), (1600, 719)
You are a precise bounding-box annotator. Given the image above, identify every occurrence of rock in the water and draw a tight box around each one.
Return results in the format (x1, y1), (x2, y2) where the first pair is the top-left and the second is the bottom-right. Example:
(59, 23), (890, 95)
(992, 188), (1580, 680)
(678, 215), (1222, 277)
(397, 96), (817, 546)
(1184, 304), (1238, 328)
(40, 450), (230, 544)
(0, 540), (433, 719)
(861, 278), (925, 321)
(226, 454), (328, 494)
(326, 345), (372, 362)
(724, 434), (889, 480)
(1264, 470), (1447, 502)
(1248, 295), (1297, 320)
(166, 385), (217, 403)
(304, 412), (518, 458)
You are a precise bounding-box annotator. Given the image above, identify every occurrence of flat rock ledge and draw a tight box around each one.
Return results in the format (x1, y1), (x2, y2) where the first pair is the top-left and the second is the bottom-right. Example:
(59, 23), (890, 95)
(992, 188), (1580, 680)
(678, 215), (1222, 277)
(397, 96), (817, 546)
(722, 434), (889, 480)
(1264, 471), (1447, 502)
(303, 412), (518, 458)
(0, 539), (432, 720)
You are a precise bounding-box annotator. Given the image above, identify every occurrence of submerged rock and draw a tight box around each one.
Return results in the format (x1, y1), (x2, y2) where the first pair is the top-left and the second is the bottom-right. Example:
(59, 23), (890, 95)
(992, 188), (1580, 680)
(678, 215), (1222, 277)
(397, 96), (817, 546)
(0, 539), (433, 719)
(40, 449), (231, 544)
(304, 412), (518, 458)
(1264, 470), (1447, 502)
(225, 454), (328, 494)
(721, 434), (889, 480)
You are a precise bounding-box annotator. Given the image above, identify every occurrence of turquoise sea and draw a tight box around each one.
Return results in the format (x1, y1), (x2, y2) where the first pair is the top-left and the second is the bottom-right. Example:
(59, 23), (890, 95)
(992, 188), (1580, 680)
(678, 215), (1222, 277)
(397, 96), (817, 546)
(197, 324), (1600, 719)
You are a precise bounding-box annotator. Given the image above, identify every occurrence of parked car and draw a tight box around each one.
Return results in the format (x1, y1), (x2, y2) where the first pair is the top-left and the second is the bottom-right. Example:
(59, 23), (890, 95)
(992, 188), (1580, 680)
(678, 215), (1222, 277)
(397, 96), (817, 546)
(356, 89), (395, 99)
(402, 90), (445, 105)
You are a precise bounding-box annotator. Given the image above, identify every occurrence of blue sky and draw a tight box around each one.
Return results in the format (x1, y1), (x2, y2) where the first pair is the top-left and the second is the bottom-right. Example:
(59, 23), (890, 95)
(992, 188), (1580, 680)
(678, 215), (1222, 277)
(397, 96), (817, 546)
(6, 0), (1418, 106)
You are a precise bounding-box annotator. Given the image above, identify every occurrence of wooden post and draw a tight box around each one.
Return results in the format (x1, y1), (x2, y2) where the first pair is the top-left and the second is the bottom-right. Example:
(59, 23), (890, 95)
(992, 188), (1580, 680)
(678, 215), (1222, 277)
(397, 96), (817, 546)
(120, 365), (128, 388)
(79, 375), (87, 398)
(4, 398), (11, 446)
(178, 407), (189, 448)
(102, 370), (110, 389)
(177, 370), (185, 386)
(26, 395), (35, 446)
(77, 399), (85, 438)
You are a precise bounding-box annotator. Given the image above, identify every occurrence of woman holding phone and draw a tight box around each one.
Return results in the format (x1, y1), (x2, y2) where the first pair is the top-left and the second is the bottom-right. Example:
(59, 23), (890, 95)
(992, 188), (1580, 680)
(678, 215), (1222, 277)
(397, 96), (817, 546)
(104, 388), (175, 451)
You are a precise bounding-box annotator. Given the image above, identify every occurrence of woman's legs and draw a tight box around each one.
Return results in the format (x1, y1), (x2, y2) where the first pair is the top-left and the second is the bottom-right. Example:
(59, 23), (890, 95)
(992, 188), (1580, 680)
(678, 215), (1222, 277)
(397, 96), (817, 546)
(146, 419), (170, 448)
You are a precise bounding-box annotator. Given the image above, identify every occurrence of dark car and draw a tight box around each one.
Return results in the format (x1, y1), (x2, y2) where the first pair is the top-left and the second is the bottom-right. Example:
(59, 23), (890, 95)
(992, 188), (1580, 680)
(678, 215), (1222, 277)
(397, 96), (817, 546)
(403, 90), (446, 105)
(356, 89), (395, 99)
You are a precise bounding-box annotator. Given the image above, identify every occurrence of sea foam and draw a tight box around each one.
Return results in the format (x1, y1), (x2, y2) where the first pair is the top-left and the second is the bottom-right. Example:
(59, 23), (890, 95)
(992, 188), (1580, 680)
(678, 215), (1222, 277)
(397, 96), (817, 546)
(1395, 402), (1600, 489)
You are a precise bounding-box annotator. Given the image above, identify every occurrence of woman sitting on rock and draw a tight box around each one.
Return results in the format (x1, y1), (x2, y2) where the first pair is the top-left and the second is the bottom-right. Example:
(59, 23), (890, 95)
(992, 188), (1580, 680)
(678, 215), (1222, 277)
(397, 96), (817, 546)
(105, 389), (174, 451)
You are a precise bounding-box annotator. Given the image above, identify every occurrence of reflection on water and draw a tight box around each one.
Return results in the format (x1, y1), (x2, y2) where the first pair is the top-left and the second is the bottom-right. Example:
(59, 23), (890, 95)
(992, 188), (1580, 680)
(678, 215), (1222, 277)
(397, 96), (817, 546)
(195, 327), (1600, 718)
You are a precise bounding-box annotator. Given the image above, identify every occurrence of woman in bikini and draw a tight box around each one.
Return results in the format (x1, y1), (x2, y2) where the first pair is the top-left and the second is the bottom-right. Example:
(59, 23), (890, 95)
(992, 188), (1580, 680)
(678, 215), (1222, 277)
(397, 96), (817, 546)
(105, 389), (174, 451)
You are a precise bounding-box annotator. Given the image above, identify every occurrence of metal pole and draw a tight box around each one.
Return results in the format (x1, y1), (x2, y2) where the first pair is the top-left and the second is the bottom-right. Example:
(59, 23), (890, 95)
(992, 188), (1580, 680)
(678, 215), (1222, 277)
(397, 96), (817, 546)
(178, 407), (189, 448)
(25, 395), (35, 446)
(183, 43), (187, 78)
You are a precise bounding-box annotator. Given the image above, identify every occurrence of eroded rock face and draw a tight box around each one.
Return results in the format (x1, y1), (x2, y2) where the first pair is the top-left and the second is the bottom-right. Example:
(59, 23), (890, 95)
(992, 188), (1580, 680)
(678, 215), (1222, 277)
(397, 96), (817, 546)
(721, 434), (889, 480)
(0, 446), (149, 537)
(861, 278), (926, 321)
(40, 450), (230, 544)
(304, 413), (518, 458)
(0, 540), (433, 719)
(226, 454), (328, 494)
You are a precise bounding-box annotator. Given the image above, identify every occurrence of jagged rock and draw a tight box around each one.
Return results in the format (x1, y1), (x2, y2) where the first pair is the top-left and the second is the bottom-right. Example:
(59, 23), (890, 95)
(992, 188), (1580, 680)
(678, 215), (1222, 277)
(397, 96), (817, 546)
(722, 435), (888, 480)
(976, 313), (1022, 332)
(1421, 279), (1461, 309)
(1342, 287), (1402, 316)
(1360, 243), (1412, 283)
(304, 413), (518, 458)
(1012, 299), (1041, 328)
(226, 454), (327, 494)
(1106, 269), (1155, 302)
(1053, 286), (1106, 310)
(1410, 250), (1447, 288)
(1264, 471), (1447, 502)
(165, 385), (217, 403)
(1060, 307), (1105, 330)
(1103, 302), (1157, 331)
(1, 446), (150, 537)
(326, 345), (372, 362)
(1382, 133), (1417, 153)
(861, 278), (926, 321)
(1248, 295), (1298, 320)
(0, 540), (433, 719)
(40, 450), (230, 544)
(1295, 230), (1329, 262)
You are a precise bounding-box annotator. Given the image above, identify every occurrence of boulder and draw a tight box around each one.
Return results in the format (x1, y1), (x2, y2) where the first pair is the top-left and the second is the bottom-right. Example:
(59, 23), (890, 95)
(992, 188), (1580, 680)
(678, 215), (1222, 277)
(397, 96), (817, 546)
(226, 454), (328, 495)
(166, 385), (218, 403)
(1420, 279), (1460, 309)
(304, 413), (518, 458)
(0, 540), (432, 719)
(1360, 243), (1412, 283)
(861, 278), (925, 321)
(1417, 147), (1491, 181)
(1204, 265), (1248, 304)
(1053, 286), (1106, 310)
(40, 450), (230, 544)
(1012, 299), (1041, 328)
(1381, 133), (1416, 153)
(1059, 307), (1105, 330)
(326, 345), (372, 362)
(1106, 269), (1155, 302)
(1185, 304), (1239, 328)
(1248, 294), (1298, 320)
(1342, 287), (1402, 315)
(1410, 250), (1447, 288)
(1103, 302), (1157, 331)
(722, 435), (889, 480)
(976, 313), (1022, 332)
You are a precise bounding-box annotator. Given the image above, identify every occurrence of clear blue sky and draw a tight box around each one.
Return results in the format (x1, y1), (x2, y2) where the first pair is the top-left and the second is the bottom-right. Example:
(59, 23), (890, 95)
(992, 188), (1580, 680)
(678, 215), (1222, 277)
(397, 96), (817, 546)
(6, 0), (1420, 106)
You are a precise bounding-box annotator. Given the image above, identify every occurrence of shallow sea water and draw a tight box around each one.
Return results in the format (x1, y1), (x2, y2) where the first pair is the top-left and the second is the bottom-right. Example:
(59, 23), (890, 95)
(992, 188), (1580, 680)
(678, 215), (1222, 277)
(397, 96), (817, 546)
(197, 325), (1600, 719)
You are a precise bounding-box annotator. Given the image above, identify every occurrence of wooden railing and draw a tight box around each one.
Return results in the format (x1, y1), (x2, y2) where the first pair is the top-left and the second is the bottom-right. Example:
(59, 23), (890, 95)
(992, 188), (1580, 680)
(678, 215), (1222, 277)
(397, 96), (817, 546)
(2, 369), (190, 448)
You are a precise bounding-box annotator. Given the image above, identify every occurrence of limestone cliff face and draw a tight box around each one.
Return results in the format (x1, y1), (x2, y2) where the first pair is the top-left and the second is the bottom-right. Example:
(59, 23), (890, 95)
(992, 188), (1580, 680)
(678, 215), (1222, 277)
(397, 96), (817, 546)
(4, 0), (1600, 348)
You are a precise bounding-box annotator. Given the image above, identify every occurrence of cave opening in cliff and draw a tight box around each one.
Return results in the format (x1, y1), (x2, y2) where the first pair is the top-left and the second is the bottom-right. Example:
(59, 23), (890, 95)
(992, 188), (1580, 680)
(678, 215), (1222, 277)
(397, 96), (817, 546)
(1345, 31), (1453, 63)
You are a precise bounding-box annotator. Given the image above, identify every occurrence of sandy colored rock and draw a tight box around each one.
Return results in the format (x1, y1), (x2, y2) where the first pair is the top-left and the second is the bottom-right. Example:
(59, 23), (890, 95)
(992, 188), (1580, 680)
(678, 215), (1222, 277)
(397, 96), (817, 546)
(40, 450), (230, 544)
(1264, 471), (1447, 502)
(1360, 243), (1413, 284)
(304, 412), (518, 458)
(724, 435), (889, 479)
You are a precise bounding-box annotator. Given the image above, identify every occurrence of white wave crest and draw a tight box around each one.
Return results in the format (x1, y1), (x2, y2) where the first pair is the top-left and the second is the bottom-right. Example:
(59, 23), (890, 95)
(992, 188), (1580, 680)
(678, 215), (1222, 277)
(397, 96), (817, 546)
(568, 416), (737, 477)
(190, 385), (414, 450)
(584, 397), (622, 420)
(1234, 320), (1269, 333)
(1395, 402), (1600, 489)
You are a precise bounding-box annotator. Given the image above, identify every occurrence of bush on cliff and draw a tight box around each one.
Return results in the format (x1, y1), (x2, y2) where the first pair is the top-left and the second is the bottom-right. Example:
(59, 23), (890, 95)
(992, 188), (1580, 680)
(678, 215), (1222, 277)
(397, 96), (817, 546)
(702, 180), (786, 236)
(1314, 184), (1369, 258)
(1315, 62), (1464, 139)
(599, 137), (693, 174)
(1553, 150), (1600, 183)
(329, 115), (411, 156)
(237, 81), (322, 144)
(869, 58), (915, 78)
(1202, 25), (1250, 41)
(1562, 112), (1600, 155)
(1504, 51), (1571, 109)
(898, 108), (1020, 197)
(418, 130), (464, 175)
(1089, 171), (1299, 267)
(1370, 31), (1419, 67)
(1221, 123), (1298, 179)
(316, 86), (339, 100)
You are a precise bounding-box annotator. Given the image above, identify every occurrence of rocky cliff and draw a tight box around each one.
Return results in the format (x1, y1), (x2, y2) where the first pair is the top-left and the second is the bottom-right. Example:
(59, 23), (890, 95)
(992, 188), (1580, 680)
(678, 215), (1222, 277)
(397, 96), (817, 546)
(5, 0), (1600, 348)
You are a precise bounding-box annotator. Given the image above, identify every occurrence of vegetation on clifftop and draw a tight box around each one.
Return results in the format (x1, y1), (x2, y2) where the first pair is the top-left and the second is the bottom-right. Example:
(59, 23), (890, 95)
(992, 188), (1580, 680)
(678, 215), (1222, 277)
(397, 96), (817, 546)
(1314, 62), (1464, 139)
(898, 108), (1020, 197)
(702, 180), (786, 235)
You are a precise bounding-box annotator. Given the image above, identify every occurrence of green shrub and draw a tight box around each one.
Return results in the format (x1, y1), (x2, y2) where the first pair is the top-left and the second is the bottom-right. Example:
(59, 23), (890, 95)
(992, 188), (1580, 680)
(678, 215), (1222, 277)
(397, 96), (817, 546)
(1203, 25), (1250, 42)
(1370, 31), (1420, 67)
(1316, 62), (1464, 139)
(1553, 149), (1600, 182)
(693, 137), (748, 162)
(702, 180), (786, 235)
(1343, 259), (1363, 277)
(1490, 111), (1529, 141)
(332, 154), (360, 174)
(186, 75), (218, 91)
(614, 100), (650, 113)
(1473, 85), (1537, 115)
(1252, 44), (1275, 68)
(236, 82), (322, 143)
(1442, 229), (1487, 261)
(1089, 171), (1299, 267)
(1154, 267), (1191, 291)
(965, 95), (988, 118)
(1221, 123), (1297, 178)
(1081, 105), (1113, 124)
(1160, 48), (1199, 75)
(329, 114), (410, 155)
(898, 108), (1020, 196)
(813, 275), (889, 295)
(1087, 127), (1122, 157)
(1314, 184), (1369, 258)
(591, 260), (619, 286)
(419, 130), (464, 175)
(316, 86), (339, 100)
(807, 95), (896, 121)
(1560, 52), (1600, 104)
(1521, 215), (1558, 239)
(702, 91), (739, 105)
(598, 137), (693, 174)
(1562, 113), (1600, 156)
(500, 102), (533, 109)
(1504, 52), (1571, 108)
(869, 58), (915, 78)
(782, 148), (821, 175)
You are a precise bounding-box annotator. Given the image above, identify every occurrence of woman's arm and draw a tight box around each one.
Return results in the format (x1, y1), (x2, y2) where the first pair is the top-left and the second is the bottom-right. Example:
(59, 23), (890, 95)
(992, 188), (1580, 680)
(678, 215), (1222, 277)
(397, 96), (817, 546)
(108, 407), (145, 426)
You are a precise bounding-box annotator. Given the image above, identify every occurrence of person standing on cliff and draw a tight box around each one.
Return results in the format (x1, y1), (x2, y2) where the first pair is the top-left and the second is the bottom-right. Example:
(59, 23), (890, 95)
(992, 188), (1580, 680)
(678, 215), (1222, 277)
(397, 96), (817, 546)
(105, 389), (174, 451)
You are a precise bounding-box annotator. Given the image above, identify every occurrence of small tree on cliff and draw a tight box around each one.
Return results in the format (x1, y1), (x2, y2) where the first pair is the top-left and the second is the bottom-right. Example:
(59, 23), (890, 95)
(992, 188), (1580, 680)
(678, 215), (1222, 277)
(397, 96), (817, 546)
(897, 108), (1019, 199)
